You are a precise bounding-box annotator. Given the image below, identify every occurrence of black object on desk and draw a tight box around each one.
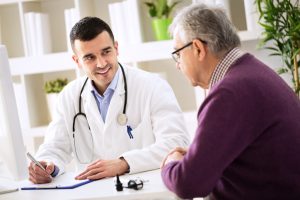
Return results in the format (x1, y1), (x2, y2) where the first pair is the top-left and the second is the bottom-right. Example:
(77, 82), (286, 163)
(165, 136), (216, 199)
(115, 174), (144, 192)
(115, 174), (123, 191)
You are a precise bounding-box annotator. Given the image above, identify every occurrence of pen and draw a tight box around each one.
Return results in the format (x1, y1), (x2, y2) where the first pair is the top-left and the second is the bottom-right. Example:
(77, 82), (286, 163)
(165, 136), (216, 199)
(26, 152), (46, 171)
(127, 125), (133, 139)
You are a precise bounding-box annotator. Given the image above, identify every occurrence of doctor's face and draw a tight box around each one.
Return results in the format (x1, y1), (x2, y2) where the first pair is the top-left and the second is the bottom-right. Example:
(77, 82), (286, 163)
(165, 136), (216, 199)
(72, 31), (119, 94)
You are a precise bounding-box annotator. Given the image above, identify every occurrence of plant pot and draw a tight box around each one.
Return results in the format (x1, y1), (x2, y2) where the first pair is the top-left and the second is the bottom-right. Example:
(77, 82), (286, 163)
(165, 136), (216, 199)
(152, 18), (172, 41)
(46, 93), (59, 120)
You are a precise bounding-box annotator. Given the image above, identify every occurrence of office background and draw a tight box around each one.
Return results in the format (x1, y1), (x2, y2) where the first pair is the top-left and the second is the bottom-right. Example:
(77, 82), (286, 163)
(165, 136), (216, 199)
(0, 0), (284, 160)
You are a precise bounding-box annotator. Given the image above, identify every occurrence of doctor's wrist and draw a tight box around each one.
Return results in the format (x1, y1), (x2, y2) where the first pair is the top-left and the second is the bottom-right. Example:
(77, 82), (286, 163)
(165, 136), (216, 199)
(119, 157), (130, 174)
(50, 165), (59, 177)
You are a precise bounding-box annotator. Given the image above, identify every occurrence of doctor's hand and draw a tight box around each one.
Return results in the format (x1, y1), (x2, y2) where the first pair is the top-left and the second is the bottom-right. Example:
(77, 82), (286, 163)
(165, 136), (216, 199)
(160, 147), (188, 168)
(28, 161), (54, 184)
(75, 158), (129, 180)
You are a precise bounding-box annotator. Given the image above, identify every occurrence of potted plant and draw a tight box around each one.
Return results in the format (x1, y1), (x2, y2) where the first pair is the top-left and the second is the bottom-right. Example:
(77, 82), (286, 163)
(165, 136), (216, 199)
(44, 78), (68, 119)
(144, 0), (181, 40)
(256, 0), (300, 97)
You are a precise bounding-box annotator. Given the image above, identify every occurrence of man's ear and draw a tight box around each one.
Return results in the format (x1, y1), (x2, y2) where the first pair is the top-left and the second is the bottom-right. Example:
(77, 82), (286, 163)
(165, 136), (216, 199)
(193, 39), (206, 61)
(114, 40), (119, 56)
(72, 55), (81, 68)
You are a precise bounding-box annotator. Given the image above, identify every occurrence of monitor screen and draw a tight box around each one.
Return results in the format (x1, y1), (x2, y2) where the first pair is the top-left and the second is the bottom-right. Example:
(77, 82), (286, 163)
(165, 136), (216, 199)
(0, 45), (27, 180)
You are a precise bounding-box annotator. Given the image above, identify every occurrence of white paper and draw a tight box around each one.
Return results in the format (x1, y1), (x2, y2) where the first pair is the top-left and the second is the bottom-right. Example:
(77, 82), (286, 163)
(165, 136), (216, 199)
(21, 172), (88, 189)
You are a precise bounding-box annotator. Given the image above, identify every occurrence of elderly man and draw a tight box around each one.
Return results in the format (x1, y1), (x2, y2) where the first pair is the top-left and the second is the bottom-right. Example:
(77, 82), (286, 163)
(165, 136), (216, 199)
(161, 3), (300, 200)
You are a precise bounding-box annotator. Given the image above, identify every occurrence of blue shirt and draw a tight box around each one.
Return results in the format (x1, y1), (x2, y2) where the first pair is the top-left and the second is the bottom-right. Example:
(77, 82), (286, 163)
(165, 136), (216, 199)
(91, 68), (120, 122)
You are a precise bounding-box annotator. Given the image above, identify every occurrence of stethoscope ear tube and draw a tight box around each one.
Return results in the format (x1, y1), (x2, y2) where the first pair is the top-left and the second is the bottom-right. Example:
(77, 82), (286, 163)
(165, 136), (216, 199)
(119, 62), (127, 115)
(117, 62), (128, 126)
(73, 77), (89, 132)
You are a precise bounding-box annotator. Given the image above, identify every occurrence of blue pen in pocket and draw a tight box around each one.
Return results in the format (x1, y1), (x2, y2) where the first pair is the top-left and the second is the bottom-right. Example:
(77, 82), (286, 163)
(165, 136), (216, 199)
(127, 125), (133, 139)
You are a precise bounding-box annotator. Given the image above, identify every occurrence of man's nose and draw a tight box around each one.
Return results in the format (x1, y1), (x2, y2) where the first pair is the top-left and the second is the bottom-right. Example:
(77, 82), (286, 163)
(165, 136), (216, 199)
(96, 56), (106, 68)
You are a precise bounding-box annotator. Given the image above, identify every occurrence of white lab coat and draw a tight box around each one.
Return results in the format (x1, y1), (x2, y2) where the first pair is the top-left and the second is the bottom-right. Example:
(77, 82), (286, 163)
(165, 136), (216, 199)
(36, 65), (189, 175)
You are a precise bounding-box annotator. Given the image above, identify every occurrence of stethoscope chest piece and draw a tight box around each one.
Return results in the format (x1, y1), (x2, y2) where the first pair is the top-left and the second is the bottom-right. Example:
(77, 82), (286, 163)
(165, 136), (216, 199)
(117, 113), (128, 126)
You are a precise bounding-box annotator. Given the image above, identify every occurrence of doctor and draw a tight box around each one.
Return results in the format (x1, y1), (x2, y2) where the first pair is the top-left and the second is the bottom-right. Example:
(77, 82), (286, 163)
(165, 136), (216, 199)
(28, 17), (189, 184)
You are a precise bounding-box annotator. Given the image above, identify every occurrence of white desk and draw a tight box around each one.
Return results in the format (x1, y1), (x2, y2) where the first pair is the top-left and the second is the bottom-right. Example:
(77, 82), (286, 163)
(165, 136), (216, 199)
(0, 169), (178, 200)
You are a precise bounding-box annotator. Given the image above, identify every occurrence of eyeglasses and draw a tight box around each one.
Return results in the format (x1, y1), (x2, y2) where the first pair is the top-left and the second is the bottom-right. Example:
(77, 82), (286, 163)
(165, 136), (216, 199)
(171, 39), (207, 63)
(171, 42), (193, 63)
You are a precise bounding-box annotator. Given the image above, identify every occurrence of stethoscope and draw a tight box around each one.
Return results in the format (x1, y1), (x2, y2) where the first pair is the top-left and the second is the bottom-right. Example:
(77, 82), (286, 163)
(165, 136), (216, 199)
(72, 63), (128, 163)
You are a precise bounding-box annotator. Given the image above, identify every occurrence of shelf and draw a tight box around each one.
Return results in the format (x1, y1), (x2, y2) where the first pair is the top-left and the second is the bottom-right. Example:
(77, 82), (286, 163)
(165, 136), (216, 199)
(0, 0), (16, 5)
(0, 0), (41, 6)
(9, 29), (261, 76)
(119, 30), (260, 63)
(7, 41), (173, 75)
(119, 40), (173, 63)
(9, 52), (76, 76)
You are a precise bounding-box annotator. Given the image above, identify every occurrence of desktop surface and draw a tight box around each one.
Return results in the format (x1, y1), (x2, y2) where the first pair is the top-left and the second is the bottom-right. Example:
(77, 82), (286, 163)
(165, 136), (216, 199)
(0, 169), (176, 200)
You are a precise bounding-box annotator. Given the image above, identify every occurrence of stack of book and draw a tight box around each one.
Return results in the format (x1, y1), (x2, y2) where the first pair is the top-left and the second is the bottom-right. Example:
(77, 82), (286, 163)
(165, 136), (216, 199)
(64, 8), (80, 52)
(108, 0), (143, 50)
(24, 12), (52, 56)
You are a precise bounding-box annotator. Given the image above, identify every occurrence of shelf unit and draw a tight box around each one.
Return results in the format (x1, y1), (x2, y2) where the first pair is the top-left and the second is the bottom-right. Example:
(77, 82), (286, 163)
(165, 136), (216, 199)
(0, 0), (264, 152)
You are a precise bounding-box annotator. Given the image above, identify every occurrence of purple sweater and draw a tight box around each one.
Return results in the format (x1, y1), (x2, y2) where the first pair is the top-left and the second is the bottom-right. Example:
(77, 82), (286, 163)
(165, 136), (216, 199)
(161, 54), (300, 200)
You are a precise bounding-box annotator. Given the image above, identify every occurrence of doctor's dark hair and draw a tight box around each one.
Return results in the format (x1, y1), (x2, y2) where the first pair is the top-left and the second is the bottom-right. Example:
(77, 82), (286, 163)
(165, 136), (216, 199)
(169, 3), (240, 58)
(70, 16), (115, 50)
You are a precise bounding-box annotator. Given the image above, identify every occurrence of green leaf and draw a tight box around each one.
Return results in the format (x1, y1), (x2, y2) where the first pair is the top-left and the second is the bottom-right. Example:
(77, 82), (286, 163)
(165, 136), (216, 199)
(44, 78), (68, 94)
(144, 2), (157, 17)
(144, 0), (181, 19)
(270, 53), (282, 56)
(277, 67), (289, 75)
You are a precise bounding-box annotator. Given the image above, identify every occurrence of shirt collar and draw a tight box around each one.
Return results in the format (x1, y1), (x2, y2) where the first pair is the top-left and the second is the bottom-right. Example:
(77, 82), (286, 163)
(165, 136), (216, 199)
(209, 47), (244, 89)
(90, 67), (120, 97)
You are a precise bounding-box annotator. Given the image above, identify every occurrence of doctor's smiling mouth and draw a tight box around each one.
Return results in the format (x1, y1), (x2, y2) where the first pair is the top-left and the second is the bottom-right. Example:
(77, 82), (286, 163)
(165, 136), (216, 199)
(94, 64), (112, 76)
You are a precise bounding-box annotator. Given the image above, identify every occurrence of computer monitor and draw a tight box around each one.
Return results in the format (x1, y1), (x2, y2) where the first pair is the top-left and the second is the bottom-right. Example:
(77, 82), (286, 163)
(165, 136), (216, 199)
(0, 45), (27, 180)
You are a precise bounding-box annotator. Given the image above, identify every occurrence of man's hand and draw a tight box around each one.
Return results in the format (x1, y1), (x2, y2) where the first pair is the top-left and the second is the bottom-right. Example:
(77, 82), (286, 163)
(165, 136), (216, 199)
(160, 147), (187, 168)
(75, 158), (129, 180)
(28, 161), (54, 184)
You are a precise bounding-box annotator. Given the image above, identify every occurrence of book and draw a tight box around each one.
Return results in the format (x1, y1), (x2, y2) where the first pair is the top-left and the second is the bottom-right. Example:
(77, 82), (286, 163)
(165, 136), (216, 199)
(35, 13), (52, 55)
(24, 12), (52, 56)
(124, 0), (143, 44)
(64, 8), (79, 52)
(243, 0), (261, 32)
